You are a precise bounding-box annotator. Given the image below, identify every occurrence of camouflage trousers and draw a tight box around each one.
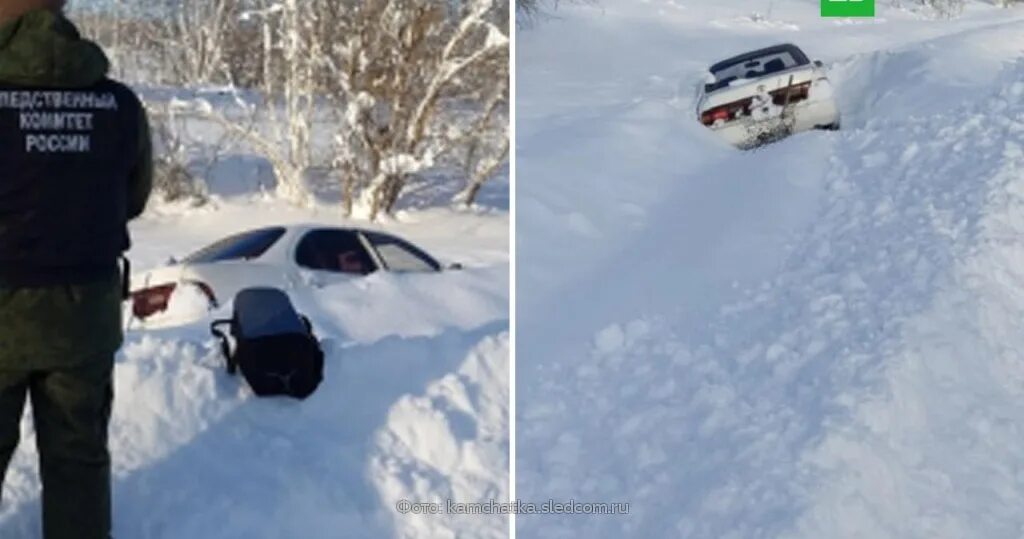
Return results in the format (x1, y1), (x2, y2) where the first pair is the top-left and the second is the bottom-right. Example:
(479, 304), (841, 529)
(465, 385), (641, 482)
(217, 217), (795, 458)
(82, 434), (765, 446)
(0, 354), (113, 539)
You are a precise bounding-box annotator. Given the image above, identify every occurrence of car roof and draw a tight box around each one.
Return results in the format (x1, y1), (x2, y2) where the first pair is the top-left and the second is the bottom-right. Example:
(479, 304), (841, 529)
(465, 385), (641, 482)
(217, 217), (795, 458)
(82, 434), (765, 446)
(709, 43), (810, 74)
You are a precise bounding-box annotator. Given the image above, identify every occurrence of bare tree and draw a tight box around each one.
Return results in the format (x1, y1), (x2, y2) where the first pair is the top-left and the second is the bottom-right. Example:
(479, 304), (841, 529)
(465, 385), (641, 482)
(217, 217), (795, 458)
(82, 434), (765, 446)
(888, 0), (966, 17)
(329, 0), (510, 218)
(180, 0), (323, 205)
(69, 0), (510, 219)
(454, 74), (510, 206)
(147, 0), (243, 85)
(517, 0), (543, 18)
(147, 101), (208, 203)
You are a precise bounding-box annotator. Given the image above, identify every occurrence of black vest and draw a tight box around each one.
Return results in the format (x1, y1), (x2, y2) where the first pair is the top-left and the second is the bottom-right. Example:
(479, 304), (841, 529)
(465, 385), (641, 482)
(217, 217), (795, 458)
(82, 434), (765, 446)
(0, 79), (141, 286)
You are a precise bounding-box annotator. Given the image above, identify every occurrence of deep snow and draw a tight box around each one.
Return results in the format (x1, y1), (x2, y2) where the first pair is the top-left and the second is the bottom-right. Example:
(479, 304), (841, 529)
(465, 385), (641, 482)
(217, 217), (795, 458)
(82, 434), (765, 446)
(518, 1), (1024, 537)
(0, 201), (509, 536)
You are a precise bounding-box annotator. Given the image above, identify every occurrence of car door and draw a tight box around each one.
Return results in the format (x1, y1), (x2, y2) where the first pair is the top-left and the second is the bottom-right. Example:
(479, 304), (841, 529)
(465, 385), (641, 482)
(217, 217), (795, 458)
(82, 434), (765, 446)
(361, 231), (442, 272)
(294, 229), (380, 287)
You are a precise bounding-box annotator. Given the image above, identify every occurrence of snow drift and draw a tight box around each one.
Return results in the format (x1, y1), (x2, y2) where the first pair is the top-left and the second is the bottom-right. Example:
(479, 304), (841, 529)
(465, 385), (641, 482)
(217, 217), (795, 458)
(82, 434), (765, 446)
(0, 202), (508, 537)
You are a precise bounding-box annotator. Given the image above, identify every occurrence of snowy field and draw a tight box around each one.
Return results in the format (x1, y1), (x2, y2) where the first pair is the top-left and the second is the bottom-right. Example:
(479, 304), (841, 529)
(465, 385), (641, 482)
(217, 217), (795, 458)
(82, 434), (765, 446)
(518, 1), (1024, 537)
(0, 180), (509, 535)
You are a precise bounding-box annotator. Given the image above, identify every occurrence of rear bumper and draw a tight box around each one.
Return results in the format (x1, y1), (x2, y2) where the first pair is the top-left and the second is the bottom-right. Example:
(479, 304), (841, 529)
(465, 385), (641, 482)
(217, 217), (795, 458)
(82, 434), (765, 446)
(706, 97), (840, 148)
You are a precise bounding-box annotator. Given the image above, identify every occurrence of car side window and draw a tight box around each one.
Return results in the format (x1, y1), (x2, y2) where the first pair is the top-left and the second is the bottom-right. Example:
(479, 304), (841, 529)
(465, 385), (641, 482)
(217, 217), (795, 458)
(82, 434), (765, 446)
(363, 232), (441, 273)
(295, 230), (377, 275)
(184, 227), (286, 264)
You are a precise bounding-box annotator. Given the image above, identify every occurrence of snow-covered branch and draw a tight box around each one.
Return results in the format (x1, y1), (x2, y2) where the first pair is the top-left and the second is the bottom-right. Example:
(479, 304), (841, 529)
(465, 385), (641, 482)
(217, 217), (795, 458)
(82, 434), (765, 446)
(68, 0), (509, 219)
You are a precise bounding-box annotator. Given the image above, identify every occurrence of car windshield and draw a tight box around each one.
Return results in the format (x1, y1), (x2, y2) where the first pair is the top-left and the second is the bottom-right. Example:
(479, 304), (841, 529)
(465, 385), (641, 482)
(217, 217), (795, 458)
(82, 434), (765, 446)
(183, 227), (286, 264)
(706, 45), (810, 93)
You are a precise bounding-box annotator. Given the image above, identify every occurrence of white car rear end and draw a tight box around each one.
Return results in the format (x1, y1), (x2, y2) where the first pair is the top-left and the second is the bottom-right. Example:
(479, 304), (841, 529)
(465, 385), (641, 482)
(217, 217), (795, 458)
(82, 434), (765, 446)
(130, 261), (297, 326)
(697, 44), (840, 148)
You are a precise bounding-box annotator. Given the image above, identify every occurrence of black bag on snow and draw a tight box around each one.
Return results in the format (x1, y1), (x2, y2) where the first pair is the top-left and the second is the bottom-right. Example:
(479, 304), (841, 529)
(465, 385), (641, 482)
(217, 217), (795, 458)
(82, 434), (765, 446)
(211, 287), (324, 399)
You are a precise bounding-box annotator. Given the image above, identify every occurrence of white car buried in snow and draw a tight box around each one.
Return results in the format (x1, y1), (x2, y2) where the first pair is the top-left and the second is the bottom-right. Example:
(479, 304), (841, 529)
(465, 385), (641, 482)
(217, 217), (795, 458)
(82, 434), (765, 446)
(129, 225), (455, 325)
(697, 43), (840, 149)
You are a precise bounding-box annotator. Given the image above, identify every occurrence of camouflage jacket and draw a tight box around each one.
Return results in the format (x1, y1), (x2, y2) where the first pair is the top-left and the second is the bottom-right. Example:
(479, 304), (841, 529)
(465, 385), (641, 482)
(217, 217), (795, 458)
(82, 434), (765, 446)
(0, 10), (152, 367)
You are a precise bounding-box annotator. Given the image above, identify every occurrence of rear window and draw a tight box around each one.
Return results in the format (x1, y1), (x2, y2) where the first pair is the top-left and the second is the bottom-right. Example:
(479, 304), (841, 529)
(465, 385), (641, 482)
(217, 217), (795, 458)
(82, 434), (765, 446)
(706, 45), (810, 93)
(184, 227), (286, 264)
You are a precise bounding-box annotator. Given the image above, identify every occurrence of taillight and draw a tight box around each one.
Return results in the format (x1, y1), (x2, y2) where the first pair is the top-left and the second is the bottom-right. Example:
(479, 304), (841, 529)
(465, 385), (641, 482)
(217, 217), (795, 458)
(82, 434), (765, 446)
(701, 107), (730, 125)
(131, 283), (176, 319)
(130, 280), (218, 320)
(701, 97), (753, 126)
(771, 81), (812, 105)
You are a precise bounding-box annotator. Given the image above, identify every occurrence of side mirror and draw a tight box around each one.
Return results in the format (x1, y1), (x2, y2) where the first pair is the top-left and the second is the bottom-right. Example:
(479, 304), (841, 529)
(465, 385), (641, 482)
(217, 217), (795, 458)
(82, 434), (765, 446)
(447, 263), (464, 271)
(814, 60), (824, 68)
(167, 256), (179, 265)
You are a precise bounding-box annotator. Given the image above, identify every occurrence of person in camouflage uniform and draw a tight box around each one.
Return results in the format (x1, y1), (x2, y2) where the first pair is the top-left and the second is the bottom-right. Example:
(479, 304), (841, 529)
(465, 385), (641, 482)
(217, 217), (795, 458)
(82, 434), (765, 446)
(0, 0), (152, 537)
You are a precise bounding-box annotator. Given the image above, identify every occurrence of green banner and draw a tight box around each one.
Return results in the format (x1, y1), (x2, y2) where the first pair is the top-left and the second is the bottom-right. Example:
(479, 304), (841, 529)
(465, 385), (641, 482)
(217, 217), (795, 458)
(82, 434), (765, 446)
(821, 0), (875, 17)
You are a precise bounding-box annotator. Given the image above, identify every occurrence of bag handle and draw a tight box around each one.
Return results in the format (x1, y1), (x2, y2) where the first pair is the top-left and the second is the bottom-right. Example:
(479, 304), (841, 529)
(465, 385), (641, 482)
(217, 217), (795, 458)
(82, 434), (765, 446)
(300, 315), (315, 336)
(210, 319), (238, 375)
